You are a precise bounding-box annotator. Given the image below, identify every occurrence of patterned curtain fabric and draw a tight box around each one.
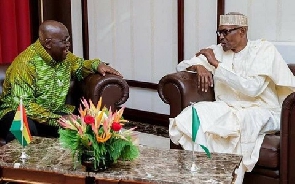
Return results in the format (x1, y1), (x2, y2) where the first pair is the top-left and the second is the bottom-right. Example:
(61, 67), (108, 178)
(0, 0), (31, 64)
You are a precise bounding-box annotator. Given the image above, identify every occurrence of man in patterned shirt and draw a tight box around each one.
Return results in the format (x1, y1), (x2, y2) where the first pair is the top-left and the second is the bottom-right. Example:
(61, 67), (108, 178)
(0, 20), (122, 145)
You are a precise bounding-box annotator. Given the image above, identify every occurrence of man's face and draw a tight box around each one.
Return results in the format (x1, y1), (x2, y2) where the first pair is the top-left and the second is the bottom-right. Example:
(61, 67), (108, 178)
(216, 25), (245, 52)
(47, 28), (71, 62)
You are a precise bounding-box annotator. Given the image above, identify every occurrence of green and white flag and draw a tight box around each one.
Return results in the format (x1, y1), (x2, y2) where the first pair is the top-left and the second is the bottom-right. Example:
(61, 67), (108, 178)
(192, 106), (211, 158)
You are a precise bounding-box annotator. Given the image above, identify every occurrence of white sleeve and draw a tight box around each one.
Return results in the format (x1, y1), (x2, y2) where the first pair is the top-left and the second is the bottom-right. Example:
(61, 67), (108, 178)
(214, 63), (269, 97)
(176, 55), (215, 72)
(176, 44), (221, 72)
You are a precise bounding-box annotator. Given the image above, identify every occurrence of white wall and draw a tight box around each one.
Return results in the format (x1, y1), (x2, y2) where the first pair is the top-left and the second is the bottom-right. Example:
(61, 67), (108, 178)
(225, 0), (295, 63)
(184, 0), (217, 59)
(87, 0), (178, 83)
(71, 0), (295, 115)
(273, 42), (295, 64)
(71, 0), (84, 58)
(85, 0), (217, 115)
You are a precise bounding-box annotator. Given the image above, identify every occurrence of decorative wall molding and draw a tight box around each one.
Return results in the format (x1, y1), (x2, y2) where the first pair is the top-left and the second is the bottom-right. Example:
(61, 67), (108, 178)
(124, 108), (169, 127)
(126, 80), (158, 90)
(217, 0), (225, 43)
(82, 0), (224, 126)
(177, 0), (184, 62)
(81, 0), (89, 60)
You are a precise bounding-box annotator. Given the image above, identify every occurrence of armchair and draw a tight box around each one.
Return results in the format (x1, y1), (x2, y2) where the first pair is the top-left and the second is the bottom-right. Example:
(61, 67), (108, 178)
(68, 73), (129, 110)
(0, 64), (129, 111)
(0, 64), (129, 139)
(158, 64), (295, 184)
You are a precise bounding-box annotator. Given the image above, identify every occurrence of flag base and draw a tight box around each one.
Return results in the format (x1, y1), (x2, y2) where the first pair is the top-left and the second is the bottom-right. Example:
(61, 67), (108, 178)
(20, 151), (29, 161)
(190, 162), (199, 172)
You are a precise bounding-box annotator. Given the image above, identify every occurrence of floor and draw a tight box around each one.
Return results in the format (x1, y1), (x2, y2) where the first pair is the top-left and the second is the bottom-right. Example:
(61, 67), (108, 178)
(124, 120), (170, 149)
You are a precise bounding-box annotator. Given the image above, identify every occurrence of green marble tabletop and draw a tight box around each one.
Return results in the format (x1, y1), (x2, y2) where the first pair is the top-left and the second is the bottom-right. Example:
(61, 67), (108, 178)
(0, 137), (242, 184)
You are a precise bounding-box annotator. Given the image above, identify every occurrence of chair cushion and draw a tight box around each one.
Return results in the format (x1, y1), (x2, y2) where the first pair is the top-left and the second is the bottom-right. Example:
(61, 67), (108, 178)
(256, 134), (280, 169)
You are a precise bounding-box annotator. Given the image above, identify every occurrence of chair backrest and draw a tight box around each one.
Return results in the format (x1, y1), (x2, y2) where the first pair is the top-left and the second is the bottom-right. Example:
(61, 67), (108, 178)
(288, 64), (295, 75)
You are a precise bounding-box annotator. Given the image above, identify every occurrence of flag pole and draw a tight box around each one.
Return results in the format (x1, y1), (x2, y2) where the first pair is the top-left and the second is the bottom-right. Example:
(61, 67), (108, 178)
(190, 142), (198, 172)
(19, 97), (27, 161)
(190, 103), (198, 172)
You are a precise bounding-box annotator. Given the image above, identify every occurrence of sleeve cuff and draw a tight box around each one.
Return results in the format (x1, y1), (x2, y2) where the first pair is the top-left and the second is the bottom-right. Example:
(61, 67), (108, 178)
(91, 59), (101, 72)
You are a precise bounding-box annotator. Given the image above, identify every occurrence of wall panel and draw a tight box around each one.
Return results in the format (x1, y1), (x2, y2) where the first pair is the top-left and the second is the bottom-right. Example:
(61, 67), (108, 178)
(184, 0), (217, 59)
(71, 0), (83, 57)
(225, 0), (295, 42)
(225, 0), (295, 64)
(280, 0), (295, 41)
(87, 0), (180, 114)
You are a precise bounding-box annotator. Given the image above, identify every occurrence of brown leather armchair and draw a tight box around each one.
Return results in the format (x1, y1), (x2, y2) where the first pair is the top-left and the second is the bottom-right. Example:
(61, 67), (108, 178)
(0, 64), (129, 110)
(0, 64), (129, 144)
(68, 73), (129, 111)
(158, 64), (295, 184)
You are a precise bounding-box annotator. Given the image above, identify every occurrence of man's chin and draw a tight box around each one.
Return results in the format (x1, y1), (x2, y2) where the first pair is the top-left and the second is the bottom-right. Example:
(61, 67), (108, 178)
(61, 54), (68, 61)
(56, 57), (66, 62)
(222, 46), (230, 52)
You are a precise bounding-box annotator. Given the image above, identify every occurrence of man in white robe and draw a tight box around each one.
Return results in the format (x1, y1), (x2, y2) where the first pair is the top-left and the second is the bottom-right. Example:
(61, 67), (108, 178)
(169, 12), (295, 183)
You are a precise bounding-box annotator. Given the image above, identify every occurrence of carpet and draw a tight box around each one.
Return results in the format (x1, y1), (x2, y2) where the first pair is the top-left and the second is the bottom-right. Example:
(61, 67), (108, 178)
(124, 120), (169, 138)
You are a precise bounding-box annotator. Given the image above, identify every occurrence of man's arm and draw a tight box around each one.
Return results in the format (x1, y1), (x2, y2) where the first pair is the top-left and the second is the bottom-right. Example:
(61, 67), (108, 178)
(192, 48), (268, 96)
(176, 48), (217, 92)
(96, 62), (122, 77)
(66, 52), (122, 80)
(176, 55), (215, 72)
(214, 64), (268, 97)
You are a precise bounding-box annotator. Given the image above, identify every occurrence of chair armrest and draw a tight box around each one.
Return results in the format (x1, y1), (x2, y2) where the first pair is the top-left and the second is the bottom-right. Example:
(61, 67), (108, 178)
(158, 71), (215, 118)
(77, 74), (129, 110)
(280, 92), (295, 183)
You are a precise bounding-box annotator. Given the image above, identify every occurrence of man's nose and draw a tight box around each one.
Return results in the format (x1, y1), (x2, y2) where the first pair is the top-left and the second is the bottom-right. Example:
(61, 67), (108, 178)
(219, 33), (225, 39)
(66, 41), (71, 47)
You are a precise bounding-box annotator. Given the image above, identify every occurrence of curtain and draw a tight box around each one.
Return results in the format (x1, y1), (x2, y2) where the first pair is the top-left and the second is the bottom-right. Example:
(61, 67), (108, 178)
(0, 0), (31, 64)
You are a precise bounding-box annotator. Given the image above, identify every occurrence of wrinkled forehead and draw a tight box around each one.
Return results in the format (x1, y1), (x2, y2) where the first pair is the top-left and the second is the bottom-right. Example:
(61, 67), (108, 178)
(218, 25), (239, 30)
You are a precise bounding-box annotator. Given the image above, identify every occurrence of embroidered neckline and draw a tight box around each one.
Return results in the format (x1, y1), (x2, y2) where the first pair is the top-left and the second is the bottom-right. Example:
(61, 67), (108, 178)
(32, 40), (58, 65)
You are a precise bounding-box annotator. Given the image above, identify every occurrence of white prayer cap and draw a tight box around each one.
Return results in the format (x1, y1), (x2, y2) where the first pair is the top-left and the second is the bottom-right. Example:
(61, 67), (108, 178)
(219, 13), (248, 26)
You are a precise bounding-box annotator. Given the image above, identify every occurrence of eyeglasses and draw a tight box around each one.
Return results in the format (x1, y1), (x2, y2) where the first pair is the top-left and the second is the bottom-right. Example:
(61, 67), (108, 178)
(216, 27), (242, 37)
(46, 36), (71, 44)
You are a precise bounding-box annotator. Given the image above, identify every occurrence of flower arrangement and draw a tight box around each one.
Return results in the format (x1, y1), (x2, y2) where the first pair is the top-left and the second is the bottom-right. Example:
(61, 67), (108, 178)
(58, 97), (139, 169)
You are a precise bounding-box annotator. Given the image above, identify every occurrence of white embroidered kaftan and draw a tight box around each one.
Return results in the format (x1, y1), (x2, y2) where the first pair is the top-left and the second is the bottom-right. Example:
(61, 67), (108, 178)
(170, 39), (295, 172)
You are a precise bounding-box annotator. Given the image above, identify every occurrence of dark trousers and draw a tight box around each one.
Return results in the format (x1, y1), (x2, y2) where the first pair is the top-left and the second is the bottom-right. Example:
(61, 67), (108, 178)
(0, 111), (61, 144)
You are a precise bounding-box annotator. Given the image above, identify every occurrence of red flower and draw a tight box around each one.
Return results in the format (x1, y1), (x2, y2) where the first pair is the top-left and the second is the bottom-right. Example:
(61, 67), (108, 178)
(111, 122), (122, 131)
(84, 115), (95, 125)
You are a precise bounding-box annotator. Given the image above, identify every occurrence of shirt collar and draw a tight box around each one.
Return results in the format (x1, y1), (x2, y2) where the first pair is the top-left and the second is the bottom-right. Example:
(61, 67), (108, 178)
(33, 39), (58, 65)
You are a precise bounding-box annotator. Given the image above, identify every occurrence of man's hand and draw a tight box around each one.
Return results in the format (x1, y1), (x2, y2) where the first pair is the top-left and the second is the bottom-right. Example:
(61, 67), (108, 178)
(196, 48), (219, 68)
(97, 63), (123, 77)
(187, 65), (213, 92)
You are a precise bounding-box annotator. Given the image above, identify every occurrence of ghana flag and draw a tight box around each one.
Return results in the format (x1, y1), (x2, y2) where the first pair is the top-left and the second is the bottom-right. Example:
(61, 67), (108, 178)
(9, 99), (32, 147)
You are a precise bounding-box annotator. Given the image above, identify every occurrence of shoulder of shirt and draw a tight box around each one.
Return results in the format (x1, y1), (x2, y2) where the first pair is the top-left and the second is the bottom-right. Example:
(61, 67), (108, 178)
(65, 52), (80, 60)
(250, 38), (274, 45)
(11, 46), (35, 65)
(248, 39), (276, 51)
(208, 44), (223, 50)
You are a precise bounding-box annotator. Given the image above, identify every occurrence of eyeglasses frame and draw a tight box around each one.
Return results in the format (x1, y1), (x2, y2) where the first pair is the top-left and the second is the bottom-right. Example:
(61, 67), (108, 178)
(216, 27), (243, 37)
(45, 36), (71, 44)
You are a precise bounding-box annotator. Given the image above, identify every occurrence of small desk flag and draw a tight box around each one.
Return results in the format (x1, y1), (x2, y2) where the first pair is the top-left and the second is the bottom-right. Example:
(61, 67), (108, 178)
(192, 106), (211, 158)
(9, 99), (32, 147)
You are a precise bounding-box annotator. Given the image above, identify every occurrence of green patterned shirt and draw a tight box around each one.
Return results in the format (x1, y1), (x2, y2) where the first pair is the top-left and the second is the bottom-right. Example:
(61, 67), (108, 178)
(0, 40), (100, 125)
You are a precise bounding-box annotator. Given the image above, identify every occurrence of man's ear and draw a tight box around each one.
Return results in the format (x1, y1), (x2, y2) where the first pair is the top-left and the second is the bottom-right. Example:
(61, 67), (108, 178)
(240, 27), (247, 35)
(44, 39), (52, 49)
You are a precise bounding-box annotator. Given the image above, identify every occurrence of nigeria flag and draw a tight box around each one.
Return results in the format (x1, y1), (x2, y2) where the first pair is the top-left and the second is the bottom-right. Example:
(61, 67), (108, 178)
(192, 106), (211, 158)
